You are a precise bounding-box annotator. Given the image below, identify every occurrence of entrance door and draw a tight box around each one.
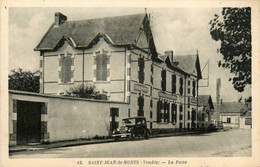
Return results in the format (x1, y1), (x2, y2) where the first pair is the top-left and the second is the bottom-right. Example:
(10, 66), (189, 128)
(17, 101), (42, 145)
(110, 108), (119, 132)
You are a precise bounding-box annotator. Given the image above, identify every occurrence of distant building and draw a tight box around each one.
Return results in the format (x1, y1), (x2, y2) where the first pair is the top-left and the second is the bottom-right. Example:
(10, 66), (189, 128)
(215, 100), (246, 129)
(198, 95), (214, 128)
(240, 98), (252, 129)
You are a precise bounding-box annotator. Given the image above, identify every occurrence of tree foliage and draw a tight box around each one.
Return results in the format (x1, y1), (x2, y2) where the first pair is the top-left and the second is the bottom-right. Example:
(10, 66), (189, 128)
(209, 7), (251, 92)
(9, 68), (40, 93)
(66, 83), (106, 100)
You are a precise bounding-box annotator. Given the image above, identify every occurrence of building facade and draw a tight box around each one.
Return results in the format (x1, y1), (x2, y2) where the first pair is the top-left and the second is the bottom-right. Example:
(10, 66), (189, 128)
(198, 95), (214, 128)
(35, 12), (202, 131)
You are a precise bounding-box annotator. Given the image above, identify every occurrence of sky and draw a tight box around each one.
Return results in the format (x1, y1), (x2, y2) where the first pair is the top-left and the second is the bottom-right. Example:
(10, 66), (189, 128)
(8, 7), (251, 102)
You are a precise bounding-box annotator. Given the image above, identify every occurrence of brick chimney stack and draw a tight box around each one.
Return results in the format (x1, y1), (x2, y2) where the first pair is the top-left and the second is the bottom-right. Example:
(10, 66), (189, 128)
(165, 50), (173, 62)
(55, 12), (67, 27)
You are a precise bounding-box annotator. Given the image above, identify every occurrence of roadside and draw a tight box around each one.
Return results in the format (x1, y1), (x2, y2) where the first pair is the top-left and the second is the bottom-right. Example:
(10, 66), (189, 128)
(9, 129), (227, 153)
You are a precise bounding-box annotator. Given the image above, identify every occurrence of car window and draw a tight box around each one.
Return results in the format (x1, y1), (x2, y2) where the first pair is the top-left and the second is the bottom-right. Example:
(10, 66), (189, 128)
(123, 118), (135, 125)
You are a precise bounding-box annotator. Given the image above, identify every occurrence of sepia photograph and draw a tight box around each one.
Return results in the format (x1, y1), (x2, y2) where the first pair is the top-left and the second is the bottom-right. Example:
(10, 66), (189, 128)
(1, 0), (260, 166)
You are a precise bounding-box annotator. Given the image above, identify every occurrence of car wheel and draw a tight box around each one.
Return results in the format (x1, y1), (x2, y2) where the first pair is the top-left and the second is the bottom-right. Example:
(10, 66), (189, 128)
(129, 133), (135, 141)
(145, 130), (150, 139)
(114, 137), (119, 142)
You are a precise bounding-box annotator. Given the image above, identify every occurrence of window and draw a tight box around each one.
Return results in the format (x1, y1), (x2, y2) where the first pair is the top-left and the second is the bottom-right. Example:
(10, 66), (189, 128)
(172, 74), (176, 94)
(164, 102), (170, 123)
(188, 88), (190, 94)
(179, 114), (183, 120)
(188, 97), (190, 108)
(179, 78), (183, 95)
(179, 104), (183, 112)
(192, 81), (196, 97)
(96, 52), (108, 81)
(151, 64), (153, 74)
(128, 109), (130, 117)
(188, 111), (190, 120)
(192, 109), (196, 121)
(171, 103), (177, 123)
(137, 96), (144, 116)
(150, 99), (153, 108)
(150, 75), (153, 84)
(188, 80), (190, 86)
(59, 54), (73, 83)
(179, 123), (183, 129)
(150, 111), (153, 118)
(161, 69), (166, 91)
(227, 118), (231, 124)
(138, 57), (145, 84)
(202, 113), (205, 121)
(187, 123), (190, 129)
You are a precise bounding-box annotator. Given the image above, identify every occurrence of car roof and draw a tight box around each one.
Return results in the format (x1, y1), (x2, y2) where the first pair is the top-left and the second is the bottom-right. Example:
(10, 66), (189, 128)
(122, 116), (146, 119)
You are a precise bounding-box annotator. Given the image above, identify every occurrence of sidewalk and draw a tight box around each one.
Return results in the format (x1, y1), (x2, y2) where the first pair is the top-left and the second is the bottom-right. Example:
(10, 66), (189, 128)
(9, 130), (222, 153)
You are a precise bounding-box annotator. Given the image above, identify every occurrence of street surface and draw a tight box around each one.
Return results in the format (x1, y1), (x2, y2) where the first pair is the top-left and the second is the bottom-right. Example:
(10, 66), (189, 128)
(10, 129), (251, 158)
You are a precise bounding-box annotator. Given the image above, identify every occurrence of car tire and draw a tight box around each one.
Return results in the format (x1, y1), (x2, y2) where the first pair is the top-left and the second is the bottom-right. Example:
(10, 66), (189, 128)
(129, 133), (135, 141)
(145, 130), (150, 139)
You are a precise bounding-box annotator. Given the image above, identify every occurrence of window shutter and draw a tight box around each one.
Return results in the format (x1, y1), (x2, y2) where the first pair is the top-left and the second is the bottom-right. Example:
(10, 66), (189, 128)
(65, 56), (71, 83)
(167, 103), (170, 122)
(193, 82), (195, 96)
(172, 74), (176, 94)
(157, 101), (161, 122)
(138, 57), (144, 84)
(61, 56), (66, 83)
(161, 70), (166, 91)
(180, 78), (183, 95)
(96, 53), (108, 81)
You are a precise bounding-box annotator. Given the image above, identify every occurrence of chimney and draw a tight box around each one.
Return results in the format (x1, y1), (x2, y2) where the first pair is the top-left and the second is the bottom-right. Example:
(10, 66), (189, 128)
(55, 12), (67, 26)
(165, 50), (173, 62)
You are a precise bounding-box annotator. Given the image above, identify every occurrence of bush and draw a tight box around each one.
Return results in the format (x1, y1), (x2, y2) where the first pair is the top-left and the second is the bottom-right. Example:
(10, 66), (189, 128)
(66, 83), (101, 99)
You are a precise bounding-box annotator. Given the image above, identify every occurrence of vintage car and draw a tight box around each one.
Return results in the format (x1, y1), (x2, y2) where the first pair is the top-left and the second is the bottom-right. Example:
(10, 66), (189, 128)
(112, 116), (150, 141)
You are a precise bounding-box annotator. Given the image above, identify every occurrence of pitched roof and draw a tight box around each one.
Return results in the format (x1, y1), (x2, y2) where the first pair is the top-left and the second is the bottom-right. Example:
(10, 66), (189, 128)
(35, 14), (147, 51)
(214, 102), (245, 113)
(174, 54), (202, 79)
(198, 95), (214, 109)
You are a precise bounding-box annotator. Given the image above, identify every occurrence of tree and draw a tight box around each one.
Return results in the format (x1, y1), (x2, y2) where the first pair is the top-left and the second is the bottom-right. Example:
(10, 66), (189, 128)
(9, 68), (40, 93)
(209, 7), (251, 92)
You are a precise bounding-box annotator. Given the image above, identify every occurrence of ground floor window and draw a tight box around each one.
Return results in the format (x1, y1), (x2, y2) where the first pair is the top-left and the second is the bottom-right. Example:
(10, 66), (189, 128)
(187, 123), (190, 129)
(227, 118), (231, 124)
(179, 123), (183, 129)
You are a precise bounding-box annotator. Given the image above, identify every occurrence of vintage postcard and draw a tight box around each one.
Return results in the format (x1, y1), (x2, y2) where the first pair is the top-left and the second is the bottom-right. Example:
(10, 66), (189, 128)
(1, 0), (260, 167)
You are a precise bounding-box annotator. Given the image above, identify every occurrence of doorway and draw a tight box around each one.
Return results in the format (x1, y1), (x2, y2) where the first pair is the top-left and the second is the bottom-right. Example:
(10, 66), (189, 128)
(17, 101), (42, 145)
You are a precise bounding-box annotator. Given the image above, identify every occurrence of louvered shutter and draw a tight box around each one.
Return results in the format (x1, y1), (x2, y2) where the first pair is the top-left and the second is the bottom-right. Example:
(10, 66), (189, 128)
(167, 103), (170, 123)
(172, 74), (176, 94)
(65, 55), (71, 83)
(157, 101), (161, 122)
(61, 55), (66, 83)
